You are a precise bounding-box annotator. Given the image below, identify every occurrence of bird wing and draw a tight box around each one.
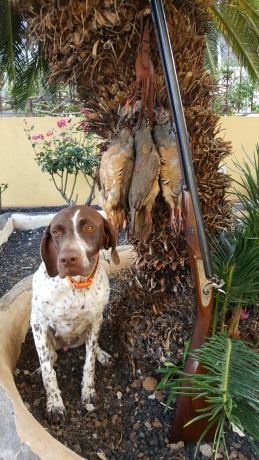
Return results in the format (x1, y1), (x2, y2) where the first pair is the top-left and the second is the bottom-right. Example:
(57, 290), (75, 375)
(129, 143), (160, 212)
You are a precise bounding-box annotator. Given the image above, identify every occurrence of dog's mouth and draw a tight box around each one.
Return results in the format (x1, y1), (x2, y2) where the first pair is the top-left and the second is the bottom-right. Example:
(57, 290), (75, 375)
(58, 257), (98, 280)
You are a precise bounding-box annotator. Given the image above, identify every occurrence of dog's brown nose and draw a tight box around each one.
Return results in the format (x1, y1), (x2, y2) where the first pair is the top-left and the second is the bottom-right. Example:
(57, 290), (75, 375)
(59, 249), (79, 266)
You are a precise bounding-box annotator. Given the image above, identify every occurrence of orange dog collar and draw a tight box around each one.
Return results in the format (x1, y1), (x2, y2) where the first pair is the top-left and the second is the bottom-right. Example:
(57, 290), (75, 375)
(66, 255), (99, 290)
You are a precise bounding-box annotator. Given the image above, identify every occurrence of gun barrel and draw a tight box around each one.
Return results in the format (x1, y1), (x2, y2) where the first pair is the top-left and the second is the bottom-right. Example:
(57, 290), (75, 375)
(150, 0), (214, 280)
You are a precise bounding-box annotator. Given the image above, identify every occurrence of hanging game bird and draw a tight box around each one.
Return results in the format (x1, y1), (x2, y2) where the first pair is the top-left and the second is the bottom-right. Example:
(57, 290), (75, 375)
(129, 114), (160, 239)
(99, 101), (134, 233)
(153, 106), (183, 233)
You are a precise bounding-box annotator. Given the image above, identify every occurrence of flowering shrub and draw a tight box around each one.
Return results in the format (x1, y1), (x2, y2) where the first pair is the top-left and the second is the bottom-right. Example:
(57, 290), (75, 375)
(24, 115), (98, 205)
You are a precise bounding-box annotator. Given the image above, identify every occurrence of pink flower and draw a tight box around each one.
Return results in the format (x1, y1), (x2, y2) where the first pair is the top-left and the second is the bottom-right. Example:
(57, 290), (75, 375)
(81, 107), (85, 113)
(31, 135), (39, 140)
(23, 118), (27, 124)
(38, 134), (44, 139)
(232, 308), (249, 320)
(46, 129), (54, 136)
(63, 137), (69, 142)
(57, 119), (67, 128)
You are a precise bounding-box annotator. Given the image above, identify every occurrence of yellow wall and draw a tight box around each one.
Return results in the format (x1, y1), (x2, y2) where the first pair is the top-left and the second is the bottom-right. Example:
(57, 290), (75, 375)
(218, 116), (259, 199)
(0, 116), (258, 209)
(0, 117), (98, 208)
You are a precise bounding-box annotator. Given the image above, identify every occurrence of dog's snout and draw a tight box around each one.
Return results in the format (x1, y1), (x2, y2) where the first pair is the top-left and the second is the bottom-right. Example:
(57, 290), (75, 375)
(59, 249), (80, 266)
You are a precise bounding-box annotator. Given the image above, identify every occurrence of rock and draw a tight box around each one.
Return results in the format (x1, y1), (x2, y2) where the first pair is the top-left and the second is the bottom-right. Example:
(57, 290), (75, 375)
(152, 418), (162, 428)
(144, 421), (152, 430)
(199, 443), (213, 457)
(97, 451), (106, 460)
(133, 422), (140, 431)
(117, 391), (122, 400)
(132, 379), (142, 388)
(216, 454), (223, 459)
(73, 444), (82, 454)
(170, 441), (184, 450)
(130, 431), (137, 443)
(142, 376), (158, 391)
(33, 398), (42, 406)
(229, 450), (238, 459)
(238, 454), (247, 460)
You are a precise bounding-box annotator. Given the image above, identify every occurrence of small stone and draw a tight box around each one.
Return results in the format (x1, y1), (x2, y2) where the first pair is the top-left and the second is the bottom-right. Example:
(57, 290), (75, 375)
(56, 430), (63, 437)
(33, 398), (42, 406)
(137, 454), (144, 458)
(126, 386), (131, 393)
(170, 441), (184, 450)
(145, 421), (152, 430)
(132, 379), (142, 388)
(24, 402), (31, 411)
(148, 394), (156, 400)
(130, 431), (137, 443)
(133, 422), (140, 431)
(73, 444), (82, 455)
(117, 391), (122, 400)
(229, 450), (238, 459)
(152, 418), (162, 428)
(232, 442), (241, 449)
(238, 454), (247, 460)
(216, 454), (223, 459)
(23, 370), (30, 375)
(111, 415), (118, 425)
(199, 443), (213, 457)
(154, 390), (165, 401)
(97, 451), (106, 460)
(142, 377), (158, 391)
(85, 403), (95, 412)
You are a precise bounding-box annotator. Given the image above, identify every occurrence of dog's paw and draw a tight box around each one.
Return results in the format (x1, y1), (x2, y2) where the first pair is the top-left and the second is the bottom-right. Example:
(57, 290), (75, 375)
(46, 405), (66, 424)
(96, 347), (115, 367)
(81, 388), (97, 408)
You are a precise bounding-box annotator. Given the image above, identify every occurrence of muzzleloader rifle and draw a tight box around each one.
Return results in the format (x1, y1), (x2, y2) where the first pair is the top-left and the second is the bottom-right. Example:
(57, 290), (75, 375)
(149, 0), (224, 442)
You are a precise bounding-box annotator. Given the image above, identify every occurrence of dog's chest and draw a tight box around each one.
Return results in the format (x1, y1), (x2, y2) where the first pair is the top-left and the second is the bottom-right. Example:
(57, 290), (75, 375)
(32, 262), (110, 333)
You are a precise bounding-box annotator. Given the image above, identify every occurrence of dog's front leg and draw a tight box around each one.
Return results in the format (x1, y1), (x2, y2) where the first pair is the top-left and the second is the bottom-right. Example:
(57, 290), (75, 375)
(81, 314), (103, 408)
(31, 320), (66, 424)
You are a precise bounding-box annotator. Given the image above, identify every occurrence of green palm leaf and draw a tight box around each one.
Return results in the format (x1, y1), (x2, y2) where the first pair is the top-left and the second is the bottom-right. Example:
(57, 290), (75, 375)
(183, 335), (259, 458)
(210, 1), (259, 81)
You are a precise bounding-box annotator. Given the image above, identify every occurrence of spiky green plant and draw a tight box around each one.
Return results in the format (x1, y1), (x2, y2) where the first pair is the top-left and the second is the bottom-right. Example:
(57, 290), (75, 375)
(211, 223), (259, 335)
(183, 334), (259, 459)
(232, 143), (259, 237)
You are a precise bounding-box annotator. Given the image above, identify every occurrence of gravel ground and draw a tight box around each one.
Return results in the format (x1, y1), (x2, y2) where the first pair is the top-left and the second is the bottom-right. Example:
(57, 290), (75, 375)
(0, 207), (258, 460)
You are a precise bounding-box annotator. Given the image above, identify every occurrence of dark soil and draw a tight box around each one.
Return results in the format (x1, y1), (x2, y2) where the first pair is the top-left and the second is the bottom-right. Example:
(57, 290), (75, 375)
(0, 207), (258, 460)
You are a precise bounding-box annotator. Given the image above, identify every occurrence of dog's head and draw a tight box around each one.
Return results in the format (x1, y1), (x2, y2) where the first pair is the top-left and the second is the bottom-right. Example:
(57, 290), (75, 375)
(41, 206), (120, 278)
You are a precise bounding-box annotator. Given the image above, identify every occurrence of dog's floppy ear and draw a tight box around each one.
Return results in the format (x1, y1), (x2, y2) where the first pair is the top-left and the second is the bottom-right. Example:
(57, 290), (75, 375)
(40, 225), (59, 277)
(103, 219), (120, 265)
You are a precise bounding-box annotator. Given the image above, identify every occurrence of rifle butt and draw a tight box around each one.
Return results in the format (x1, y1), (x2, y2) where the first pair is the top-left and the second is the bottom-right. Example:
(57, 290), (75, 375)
(171, 189), (215, 442)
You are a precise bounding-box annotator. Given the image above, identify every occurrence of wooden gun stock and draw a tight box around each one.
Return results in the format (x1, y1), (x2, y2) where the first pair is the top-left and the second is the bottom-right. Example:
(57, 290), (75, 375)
(171, 189), (215, 442)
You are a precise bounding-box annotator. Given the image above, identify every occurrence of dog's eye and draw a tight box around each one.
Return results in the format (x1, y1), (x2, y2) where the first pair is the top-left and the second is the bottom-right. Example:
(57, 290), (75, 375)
(84, 226), (94, 232)
(52, 230), (60, 237)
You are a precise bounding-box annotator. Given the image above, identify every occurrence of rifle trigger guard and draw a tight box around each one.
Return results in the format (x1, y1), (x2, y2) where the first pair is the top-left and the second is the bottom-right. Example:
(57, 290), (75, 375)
(202, 278), (225, 295)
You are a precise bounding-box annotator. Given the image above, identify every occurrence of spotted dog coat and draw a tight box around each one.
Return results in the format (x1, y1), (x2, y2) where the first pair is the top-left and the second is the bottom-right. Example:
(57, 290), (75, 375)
(31, 206), (120, 423)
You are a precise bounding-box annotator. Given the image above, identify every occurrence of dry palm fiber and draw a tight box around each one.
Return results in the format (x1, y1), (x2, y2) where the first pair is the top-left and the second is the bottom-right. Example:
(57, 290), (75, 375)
(13, 0), (232, 288)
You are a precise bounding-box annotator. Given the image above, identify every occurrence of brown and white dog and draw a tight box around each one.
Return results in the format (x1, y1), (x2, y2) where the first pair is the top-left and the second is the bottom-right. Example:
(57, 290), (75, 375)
(31, 206), (120, 423)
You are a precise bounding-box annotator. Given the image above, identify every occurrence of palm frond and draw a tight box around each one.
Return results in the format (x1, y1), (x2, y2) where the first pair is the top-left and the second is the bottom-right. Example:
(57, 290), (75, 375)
(231, 144), (259, 236)
(0, 0), (26, 81)
(11, 41), (57, 109)
(211, 225), (259, 309)
(210, 1), (259, 81)
(182, 335), (259, 457)
(205, 22), (220, 75)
